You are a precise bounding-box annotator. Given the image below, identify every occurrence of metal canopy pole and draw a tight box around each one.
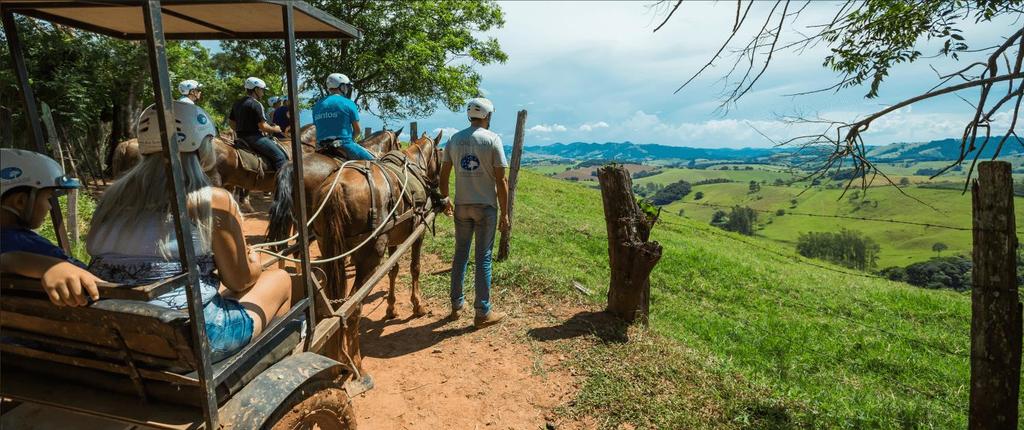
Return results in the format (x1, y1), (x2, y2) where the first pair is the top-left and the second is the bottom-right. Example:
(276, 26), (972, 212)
(141, 1), (218, 428)
(1, 8), (72, 254)
(282, 3), (317, 349)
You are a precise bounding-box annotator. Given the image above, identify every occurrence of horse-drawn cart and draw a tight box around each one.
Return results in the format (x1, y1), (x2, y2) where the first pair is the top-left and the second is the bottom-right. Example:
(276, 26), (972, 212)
(0, 2), (437, 429)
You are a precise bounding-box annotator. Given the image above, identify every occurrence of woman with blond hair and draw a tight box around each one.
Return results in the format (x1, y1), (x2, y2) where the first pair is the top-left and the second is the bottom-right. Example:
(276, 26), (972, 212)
(87, 101), (292, 362)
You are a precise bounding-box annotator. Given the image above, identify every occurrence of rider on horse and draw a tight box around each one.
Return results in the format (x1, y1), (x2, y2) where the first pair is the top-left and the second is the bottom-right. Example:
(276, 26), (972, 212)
(312, 73), (375, 161)
(228, 77), (289, 171)
(177, 80), (202, 105)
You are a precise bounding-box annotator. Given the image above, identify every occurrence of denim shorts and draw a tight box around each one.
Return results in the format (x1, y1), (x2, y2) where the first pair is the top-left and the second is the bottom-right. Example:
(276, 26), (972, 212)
(204, 294), (254, 362)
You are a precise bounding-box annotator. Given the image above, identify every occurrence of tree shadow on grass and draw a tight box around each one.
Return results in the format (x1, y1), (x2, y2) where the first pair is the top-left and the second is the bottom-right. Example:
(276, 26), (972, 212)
(527, 311), (629, 344)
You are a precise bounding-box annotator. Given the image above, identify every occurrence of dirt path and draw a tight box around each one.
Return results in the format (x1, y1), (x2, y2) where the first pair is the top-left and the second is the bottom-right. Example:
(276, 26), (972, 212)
(242, 193), (579, 430)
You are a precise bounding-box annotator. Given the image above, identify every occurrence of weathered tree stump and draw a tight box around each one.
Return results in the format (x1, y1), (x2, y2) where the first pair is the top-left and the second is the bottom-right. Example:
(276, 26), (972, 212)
(598, 164), (662, 323)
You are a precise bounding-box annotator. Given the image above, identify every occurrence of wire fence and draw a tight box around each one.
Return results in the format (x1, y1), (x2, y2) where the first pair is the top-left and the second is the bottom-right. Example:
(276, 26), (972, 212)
(673, 201), (972, 231)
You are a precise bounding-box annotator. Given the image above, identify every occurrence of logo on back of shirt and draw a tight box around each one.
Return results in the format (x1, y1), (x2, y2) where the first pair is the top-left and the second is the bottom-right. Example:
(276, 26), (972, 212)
(460, 154), (480, 171)
(0, 167), (22, 180)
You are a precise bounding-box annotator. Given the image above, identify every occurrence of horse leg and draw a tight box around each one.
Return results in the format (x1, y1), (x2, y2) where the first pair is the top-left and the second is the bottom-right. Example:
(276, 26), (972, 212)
(385, 245), (399, 319)
(410, 237), (428, 317)
(236, 188), (254, 212)
(347, 237), (387, 385)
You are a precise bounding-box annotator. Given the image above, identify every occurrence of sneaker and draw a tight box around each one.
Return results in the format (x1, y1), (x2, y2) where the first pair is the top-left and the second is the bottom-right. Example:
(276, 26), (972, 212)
(474, 310), (506, 329)
(450, 303), (464, 320)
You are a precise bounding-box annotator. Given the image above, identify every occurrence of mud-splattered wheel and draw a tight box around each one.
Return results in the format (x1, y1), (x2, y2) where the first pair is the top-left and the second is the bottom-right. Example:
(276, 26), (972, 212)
(266, 380), (356, 430)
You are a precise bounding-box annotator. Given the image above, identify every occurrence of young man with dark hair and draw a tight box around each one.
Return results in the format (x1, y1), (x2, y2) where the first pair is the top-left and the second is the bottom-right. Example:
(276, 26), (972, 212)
(228, 77), (288, 170)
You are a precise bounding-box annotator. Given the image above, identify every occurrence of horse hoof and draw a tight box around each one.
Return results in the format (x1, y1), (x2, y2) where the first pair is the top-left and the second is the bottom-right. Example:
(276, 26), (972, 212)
(412, 306), (429, 318)
(385, 309), (398, 320)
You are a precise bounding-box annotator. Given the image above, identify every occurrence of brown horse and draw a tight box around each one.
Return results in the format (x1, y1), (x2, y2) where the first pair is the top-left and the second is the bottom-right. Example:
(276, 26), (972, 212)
(266, 132), (442, 379)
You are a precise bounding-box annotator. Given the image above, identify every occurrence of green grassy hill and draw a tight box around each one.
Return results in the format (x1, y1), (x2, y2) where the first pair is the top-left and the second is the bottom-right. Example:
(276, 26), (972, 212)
(662, 181), (1024, 267)
(426, 170), (1004, 428)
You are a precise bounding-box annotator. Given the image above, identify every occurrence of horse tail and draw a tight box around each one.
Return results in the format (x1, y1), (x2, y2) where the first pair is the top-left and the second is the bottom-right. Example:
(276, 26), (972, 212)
(314, 174), (350, 299)
(266, 162), (295, 243)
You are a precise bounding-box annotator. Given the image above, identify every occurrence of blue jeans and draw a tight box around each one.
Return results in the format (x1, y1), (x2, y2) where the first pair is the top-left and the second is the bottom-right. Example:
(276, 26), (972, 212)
(451, 204), (497, 315)
(337, 139), (376, 160)
(245, 135), (289, 170)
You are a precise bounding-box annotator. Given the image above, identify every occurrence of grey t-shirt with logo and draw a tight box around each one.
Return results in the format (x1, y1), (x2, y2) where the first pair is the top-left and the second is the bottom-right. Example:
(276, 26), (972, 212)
(444, 126), (508, 207)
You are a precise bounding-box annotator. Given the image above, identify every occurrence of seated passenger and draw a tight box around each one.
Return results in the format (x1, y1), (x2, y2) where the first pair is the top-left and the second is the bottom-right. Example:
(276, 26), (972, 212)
(87, 101), (292, 362)
(0, 149), (103, 307)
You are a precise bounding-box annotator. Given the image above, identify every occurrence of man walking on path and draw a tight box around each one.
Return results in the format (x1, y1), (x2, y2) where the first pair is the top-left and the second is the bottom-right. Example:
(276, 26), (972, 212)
(439, 97), (509, 328)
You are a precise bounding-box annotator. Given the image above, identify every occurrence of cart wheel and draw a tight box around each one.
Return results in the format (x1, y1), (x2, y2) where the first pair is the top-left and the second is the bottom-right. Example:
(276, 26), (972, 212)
(265, 380), (356, 430)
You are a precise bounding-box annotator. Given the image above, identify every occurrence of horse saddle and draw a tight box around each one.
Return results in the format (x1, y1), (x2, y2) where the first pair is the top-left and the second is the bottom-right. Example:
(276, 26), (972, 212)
(232, 139), (274, 179)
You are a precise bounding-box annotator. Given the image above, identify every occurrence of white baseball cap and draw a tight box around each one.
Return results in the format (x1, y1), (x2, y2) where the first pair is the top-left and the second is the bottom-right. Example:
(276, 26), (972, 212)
(244, 77), (267, 90)
(178, 80), (202, 96)
(137, 101), (217, 155)
(467, 98), (494, 119)
(0, 149), (80, 196)
(326, 73), (351, 89)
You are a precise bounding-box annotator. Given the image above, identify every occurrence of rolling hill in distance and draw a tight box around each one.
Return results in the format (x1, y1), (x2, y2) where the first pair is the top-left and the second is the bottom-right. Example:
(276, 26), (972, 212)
(515, 135), (1024, 164)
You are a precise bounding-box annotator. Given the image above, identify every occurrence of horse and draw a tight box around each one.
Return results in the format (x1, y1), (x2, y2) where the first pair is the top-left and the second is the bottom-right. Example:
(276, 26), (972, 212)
(109, 125), (403, 209)
(266, 132), (442, 380)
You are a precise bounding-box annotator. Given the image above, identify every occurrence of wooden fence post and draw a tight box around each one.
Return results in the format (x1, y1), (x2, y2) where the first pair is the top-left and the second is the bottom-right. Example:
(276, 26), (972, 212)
(969, 161), (1021, 430)
(497, 109), (527, 262)
(410, 121), (418, 142)
(598, 165), (662, 323)
(364, 127), (372, 137)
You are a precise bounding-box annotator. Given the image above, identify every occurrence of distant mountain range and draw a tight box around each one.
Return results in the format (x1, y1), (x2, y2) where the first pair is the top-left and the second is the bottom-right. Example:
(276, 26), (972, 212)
(515, 136), (1024, 164)
(517, 141), (778, 163)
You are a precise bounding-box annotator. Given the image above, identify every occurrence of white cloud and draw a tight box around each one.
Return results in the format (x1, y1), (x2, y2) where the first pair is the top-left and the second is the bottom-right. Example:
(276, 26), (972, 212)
(579, 121), (610, 131)
(432, 127), (460, 140)
(529, 123), (568, 133)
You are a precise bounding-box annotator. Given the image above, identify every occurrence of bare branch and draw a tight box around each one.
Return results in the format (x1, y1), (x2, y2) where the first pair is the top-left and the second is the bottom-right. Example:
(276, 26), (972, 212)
(653, 0), (683, 33)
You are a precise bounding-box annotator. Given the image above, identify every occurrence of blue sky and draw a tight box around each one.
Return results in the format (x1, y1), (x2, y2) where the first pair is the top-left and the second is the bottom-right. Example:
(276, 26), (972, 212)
(298, 2), (1017, 148)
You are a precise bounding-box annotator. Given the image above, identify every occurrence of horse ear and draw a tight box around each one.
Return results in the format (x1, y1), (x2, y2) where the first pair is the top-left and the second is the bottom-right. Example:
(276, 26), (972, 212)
(394, 127), (404, 140)
(434, 130), (443, 145)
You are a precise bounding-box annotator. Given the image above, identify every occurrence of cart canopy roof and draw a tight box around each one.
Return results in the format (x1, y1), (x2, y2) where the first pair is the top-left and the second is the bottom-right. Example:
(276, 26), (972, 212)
(1, 1), (360, 40)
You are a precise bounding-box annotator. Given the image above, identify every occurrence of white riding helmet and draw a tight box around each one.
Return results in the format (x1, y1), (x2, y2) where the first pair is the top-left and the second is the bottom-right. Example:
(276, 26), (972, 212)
(326, 73), (351, 89)
(137, 101), (217, 155)
(178, 79), (202, 95)
(0, 148), (80, 196)
(269, 96), (280, 105)
(244, 77), (267, 90)
(467, 97), (494, 119)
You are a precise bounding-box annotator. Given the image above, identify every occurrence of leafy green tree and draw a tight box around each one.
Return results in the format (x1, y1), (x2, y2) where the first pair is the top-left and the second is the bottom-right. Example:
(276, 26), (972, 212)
(796, 229), (881, 270)
(932, 242), (948, 256)
(723, 206), (757, 236)
(222, 1), (507, 121)
(693, 191), (704, 200)
(748, 180), (760, 193)
(651, 180), (692, 205)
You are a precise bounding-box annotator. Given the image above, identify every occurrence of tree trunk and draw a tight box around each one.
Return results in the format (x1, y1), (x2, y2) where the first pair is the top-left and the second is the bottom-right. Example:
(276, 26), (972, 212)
(598, 165), (662, 323)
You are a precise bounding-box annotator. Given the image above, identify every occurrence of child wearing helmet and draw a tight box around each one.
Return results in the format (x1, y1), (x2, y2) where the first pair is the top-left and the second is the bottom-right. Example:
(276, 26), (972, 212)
(88, 101), (293, 362)
(312, 72), (374, 160)
(0, 149), (105, 307)
(228, 77), (289, 171)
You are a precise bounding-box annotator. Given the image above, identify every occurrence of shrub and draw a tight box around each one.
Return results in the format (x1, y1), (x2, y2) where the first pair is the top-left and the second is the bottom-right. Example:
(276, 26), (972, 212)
(694, 191), (704, 200)
(904, 256), (971, 291)
(899, 177), (911, 186)
(775, 209), (785, 216)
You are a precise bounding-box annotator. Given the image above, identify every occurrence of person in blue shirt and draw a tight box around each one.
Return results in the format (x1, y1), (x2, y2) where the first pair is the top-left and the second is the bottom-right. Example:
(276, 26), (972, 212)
(312, 73), (374, 160)
(0, 148), (104, 307)
(272, 96), (292, 140)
